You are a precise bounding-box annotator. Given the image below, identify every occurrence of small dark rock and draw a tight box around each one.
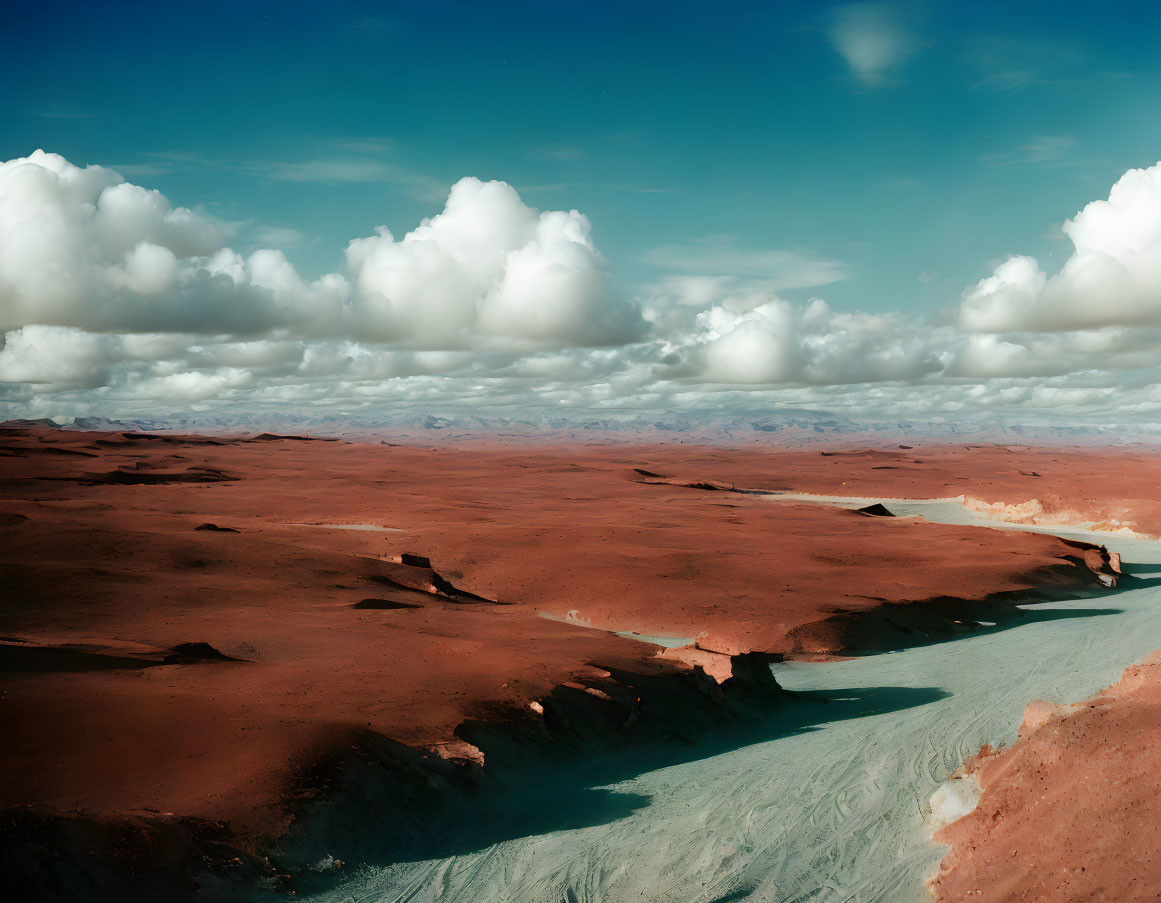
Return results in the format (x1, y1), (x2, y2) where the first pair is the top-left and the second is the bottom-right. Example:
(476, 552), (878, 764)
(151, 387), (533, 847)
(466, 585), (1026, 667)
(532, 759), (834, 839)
(855, 503), (895, 517)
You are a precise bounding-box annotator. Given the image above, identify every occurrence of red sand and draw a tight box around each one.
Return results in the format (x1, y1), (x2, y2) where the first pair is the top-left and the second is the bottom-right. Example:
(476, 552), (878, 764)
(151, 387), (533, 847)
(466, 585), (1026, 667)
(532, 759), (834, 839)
(930, 652), (1161, 902)
(0, 427), (1140, 865)
(612, 443), (1161, 538)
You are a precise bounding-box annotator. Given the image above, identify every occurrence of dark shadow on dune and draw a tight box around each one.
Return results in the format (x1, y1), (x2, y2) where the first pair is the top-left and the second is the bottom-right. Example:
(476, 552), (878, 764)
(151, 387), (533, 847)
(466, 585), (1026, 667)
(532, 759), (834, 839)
(0, 641), (243, 673)
(1108, 573), (1161, 591)
(785, 587), (1129, 660)
(248, 433), (335, 442)
(836, 602), (1127, 658)
(1008, 605), (1125, 623)
(270, 683), (950, 899)
(21, 466), (240, 486)
(352, 598), (422, 610)
(961, 603), (1123, 640)
(263, 597), (1146, 899)
(959, 604), (1124, 637)
(81, 466), (238, 485)
(0, 645), (161, 673)
(1120, 561), (1161, 574)
(0, 443), (96, 457)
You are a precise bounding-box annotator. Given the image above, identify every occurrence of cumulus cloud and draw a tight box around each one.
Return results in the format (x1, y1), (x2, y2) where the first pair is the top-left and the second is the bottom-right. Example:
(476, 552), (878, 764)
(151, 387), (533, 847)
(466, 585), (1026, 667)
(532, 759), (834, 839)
(828, 4), (916, 86)
(0, 151), (641, 357)
(346, 178), (639, 349)
(949, 333), (1069, 379)
(134, 368), (254, 404)
(0, 325), (119, 389)
(637, 275), (791, 337)
(949, 327), (1161, 379)
(9, 151), (1161, 425)
(960, 161), (1161, 332)
(0, 151), (346, 337)
(685, 298), (945, 385)
(640, 277), (947, 387)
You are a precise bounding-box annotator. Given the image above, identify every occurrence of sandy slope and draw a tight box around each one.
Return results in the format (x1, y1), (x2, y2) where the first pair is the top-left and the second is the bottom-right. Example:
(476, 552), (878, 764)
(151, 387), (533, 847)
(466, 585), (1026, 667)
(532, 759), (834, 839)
(930, 641), (1161, 902)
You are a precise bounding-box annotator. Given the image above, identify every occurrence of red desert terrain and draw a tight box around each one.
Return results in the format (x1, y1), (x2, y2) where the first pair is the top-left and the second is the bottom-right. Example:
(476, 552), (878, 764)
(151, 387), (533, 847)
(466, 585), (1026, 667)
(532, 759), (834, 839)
(0, 423), (1154, 897)
(929, 651), (1161, 902)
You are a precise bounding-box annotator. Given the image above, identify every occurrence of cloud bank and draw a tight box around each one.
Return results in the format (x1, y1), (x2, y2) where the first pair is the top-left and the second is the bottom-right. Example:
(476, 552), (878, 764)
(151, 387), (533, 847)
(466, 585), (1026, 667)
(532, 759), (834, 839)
(5, 151), (1161, 425)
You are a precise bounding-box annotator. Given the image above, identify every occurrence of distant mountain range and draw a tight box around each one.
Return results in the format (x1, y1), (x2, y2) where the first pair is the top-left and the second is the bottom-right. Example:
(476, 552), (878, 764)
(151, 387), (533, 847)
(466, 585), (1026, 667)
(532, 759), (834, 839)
(2, 410), (1155, 447)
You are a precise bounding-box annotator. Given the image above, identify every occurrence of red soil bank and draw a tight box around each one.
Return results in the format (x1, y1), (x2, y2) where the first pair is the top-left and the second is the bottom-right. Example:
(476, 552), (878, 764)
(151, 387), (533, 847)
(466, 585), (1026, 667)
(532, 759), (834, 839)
(609, 443), (1161, 538)
(0, 426), (1137, 879)
(929, 652), (1161, 902)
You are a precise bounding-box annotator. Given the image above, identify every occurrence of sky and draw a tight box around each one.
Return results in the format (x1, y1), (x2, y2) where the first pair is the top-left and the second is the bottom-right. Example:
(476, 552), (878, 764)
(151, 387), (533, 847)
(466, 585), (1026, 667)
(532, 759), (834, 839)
(3, 0), (1161, 425)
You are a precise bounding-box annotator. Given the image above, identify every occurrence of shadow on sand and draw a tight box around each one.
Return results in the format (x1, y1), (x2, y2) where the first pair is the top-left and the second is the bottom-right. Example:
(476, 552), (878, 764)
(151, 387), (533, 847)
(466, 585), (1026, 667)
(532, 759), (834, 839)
(264, 604), (1131, 900)
(272, 681), (952, 899)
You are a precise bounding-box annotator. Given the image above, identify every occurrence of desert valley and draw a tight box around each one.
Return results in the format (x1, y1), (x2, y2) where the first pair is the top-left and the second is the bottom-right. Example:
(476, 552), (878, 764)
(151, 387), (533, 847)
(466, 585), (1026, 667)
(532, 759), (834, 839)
(4, 420), (1161, 900)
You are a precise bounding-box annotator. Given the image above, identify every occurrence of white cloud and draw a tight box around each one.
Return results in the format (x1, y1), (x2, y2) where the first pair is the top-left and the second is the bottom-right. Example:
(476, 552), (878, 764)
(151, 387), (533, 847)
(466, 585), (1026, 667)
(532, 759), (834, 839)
(346, 177), (640, 349)
(135, 368), (254, 403)
(950, 327), (1161, 379)
(650, 281), (946, 386)
(0, 150), (341, 337)
(642, 237), (850, 287)
(0, 325), (117, 389)
(636, 275), (785, 336)
(960, 161), (1161, 332)
(949, 333), (1069, 379)
(828, 4), (916, 86)
(0, 151), (641, 357)
(9, 153), (1161, 425)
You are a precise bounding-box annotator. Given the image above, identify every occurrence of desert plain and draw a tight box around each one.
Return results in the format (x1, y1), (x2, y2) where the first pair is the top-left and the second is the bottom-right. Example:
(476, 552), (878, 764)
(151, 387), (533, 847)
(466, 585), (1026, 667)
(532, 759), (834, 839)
(3, 421), (1161, 901)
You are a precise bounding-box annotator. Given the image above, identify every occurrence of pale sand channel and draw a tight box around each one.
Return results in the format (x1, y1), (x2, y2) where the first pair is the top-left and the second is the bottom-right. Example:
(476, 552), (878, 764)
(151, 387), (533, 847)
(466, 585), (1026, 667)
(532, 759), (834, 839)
(301, 497), (1161, 903)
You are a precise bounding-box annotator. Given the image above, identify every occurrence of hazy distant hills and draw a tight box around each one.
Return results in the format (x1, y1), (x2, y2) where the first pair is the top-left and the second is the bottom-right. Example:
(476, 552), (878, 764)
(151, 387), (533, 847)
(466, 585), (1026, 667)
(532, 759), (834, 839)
(5, 410), (1154, 447)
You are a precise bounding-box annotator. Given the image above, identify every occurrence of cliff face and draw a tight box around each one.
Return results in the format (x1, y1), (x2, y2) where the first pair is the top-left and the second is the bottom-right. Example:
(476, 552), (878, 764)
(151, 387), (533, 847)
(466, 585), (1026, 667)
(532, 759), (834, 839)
(0, 427), (1130, 899)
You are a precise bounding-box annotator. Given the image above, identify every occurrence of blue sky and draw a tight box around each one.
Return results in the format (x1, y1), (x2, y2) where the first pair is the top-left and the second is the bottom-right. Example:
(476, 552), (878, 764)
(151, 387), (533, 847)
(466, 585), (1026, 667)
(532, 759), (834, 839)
(4, 1), (1161, 424)
(8, 0), (1161, 313)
